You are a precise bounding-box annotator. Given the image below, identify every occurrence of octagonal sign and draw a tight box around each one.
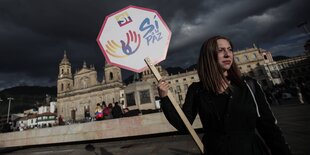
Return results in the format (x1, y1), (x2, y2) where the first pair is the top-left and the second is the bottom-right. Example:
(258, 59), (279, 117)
(97, 5), (171, 73)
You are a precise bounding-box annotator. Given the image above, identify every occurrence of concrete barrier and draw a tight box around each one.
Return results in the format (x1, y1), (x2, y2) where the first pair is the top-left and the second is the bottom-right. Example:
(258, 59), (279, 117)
(0, 112), (202, 148)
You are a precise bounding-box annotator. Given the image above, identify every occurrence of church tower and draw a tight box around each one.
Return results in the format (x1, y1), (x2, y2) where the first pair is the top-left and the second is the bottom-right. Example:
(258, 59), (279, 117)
(104, 62), (122, 84)
(57, 51), (73, 94)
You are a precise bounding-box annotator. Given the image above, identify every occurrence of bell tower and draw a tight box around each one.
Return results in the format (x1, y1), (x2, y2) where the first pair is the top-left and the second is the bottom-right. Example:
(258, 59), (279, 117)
(104, 62), (122, 84)
(57, 51), (73, 94)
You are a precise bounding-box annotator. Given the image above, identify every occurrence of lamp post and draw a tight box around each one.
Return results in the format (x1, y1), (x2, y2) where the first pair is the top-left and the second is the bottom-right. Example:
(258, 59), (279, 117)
(7, 97), (14, 123)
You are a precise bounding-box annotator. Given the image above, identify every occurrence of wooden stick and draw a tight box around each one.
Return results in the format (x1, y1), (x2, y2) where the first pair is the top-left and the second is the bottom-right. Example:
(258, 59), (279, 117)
(144, 57), (204, 154)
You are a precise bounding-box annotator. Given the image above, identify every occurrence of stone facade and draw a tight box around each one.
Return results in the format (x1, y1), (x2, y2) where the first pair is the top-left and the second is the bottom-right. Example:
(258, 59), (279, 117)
(276, 54), (310, 83)
(124, 81), (156, 110)
(141, 65), (200, 106)
(57, 52), (125, 121)
(234, 45), (282, 88)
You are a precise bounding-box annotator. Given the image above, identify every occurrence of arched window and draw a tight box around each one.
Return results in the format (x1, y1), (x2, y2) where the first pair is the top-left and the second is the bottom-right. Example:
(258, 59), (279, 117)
(235, 57), (240, 62)
(244, 55), (249, 61)
(61, 69), (64, 74)
(110, 72), (114, 80)
(176, 85), (181, 92)
(61, 83), (64, 91)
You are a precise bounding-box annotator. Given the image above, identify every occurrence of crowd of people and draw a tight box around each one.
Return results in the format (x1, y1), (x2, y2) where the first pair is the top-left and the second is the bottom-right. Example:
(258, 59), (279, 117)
(57, 101), (158, 126)
(57, 102), (126, 125)
(94, 101), (124, 120)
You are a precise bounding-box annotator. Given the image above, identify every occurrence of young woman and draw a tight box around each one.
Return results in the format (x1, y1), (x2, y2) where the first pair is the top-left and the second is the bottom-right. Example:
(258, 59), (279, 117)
(158, 35), (291, 155)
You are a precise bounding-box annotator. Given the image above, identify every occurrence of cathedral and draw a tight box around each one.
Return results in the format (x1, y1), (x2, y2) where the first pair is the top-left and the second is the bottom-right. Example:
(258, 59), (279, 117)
(56, 52), (125, 121)
(56, 51), (200, 121)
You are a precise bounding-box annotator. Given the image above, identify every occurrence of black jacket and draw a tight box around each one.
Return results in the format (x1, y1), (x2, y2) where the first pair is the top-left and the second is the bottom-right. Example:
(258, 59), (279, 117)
(160, 78), (291, 155)
(112, 105), (123, 118)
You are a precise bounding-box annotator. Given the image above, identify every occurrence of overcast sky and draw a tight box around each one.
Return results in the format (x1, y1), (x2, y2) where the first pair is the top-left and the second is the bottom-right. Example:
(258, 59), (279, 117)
(0, 0), (309, 90)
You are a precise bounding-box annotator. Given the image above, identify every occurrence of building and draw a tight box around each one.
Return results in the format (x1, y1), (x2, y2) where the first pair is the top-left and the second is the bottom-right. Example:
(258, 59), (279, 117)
(38, 106), (50, 114)
(234, 45), (282, 88)
(124, 81), (157, 111)
(14, 102), (58, 131)
(25, 114), (38, 129)
(276, 54), (310, 84)
(56, 52), (125, 121)
(36, 112), (57, 128)
(56, 46), (283, 120)
(141, 65), (199, 107)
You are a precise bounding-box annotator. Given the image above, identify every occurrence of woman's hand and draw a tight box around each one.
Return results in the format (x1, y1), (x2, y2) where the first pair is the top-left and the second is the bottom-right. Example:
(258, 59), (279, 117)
(157, 80), (169, 98)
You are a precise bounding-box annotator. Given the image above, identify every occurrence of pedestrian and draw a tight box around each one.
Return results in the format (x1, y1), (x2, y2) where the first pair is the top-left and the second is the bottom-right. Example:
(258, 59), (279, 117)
(111, 102), (123, 118)
(84, 107), (91, 121)
(95, 103), (103, 120)
(295, 84), (304, 104)
(102, 101), (113, 119)
(58, 115), (65, 125)
(158, 35), (292, 155)
(123, 108), (131, 117)
(300, 82), (310, 104)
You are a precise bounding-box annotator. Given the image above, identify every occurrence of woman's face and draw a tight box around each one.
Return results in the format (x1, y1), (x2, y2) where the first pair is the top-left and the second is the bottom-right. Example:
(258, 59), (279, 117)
(216, 39), (233, 73)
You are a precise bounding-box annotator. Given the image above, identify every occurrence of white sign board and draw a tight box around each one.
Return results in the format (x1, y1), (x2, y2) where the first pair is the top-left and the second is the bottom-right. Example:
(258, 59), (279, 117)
(97, 5), (171, 72)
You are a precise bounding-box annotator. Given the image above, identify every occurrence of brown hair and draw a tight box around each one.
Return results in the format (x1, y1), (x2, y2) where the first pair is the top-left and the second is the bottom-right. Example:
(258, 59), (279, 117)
(197, 35), (241, 94)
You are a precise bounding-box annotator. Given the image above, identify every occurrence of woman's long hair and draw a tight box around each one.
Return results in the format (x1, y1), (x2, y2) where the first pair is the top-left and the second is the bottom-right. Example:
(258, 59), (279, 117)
(197, 35), (241, 94)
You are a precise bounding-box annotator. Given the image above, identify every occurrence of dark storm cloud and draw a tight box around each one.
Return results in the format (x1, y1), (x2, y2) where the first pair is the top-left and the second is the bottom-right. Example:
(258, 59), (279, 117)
(0, 0), (309, 90)
(162, 0), (310, 67)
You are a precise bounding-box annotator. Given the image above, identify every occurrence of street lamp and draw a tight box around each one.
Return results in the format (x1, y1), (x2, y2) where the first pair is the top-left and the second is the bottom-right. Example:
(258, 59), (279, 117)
(7, 97), (14, 123)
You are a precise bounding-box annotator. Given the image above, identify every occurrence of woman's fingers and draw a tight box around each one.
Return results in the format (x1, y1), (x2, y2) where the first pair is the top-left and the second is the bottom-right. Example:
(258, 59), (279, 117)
(158, 80), (169, 97)
(158, 80), (168, 89)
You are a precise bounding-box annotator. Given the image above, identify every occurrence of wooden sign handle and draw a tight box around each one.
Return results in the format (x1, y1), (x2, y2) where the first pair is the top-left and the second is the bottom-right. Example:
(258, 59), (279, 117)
(144, 57), (204, 154)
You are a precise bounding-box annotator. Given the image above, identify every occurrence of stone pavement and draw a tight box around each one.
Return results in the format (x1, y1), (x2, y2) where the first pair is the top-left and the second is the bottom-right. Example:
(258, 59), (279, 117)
(272, 103), (310, 155)
(1, 102), (310, 155)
